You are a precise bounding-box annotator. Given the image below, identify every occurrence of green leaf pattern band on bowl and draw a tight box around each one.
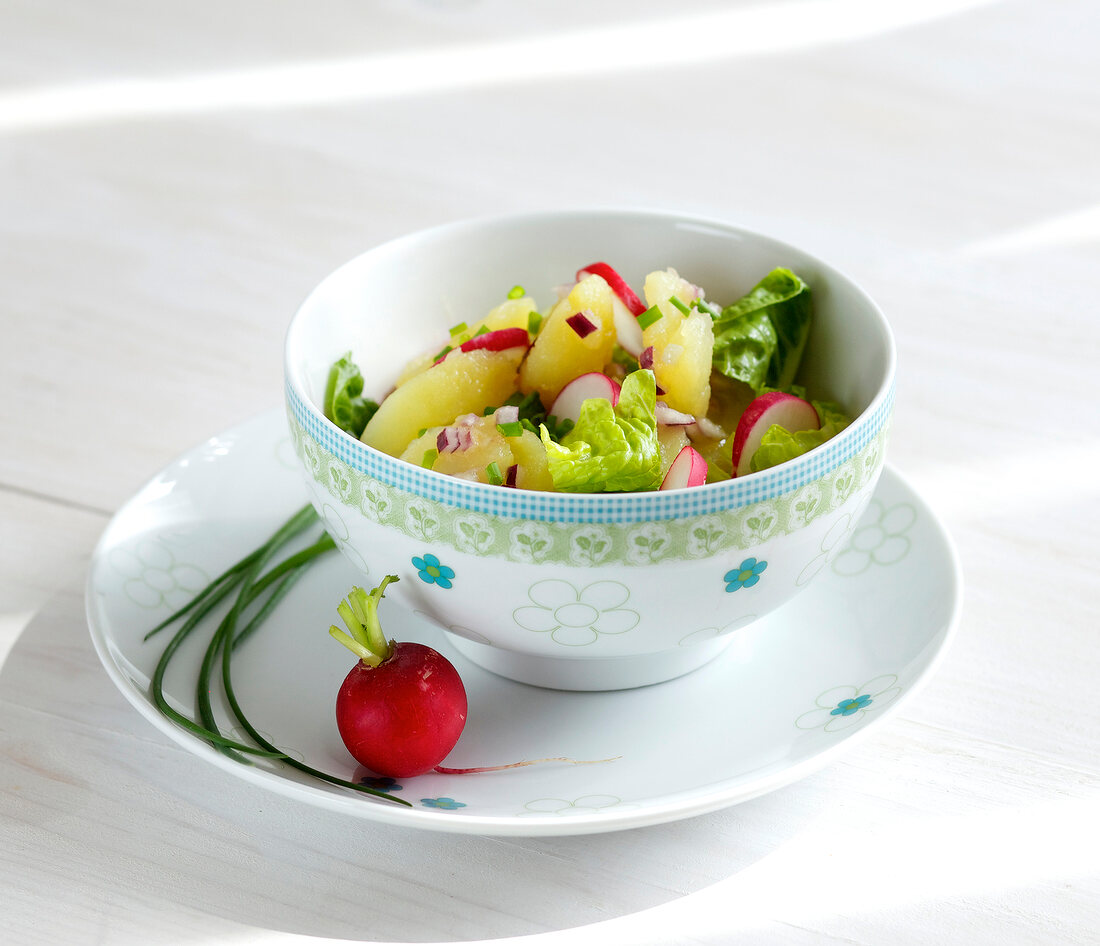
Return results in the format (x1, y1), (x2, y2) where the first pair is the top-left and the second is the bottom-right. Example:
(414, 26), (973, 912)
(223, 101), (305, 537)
(286, 386), (892, 568)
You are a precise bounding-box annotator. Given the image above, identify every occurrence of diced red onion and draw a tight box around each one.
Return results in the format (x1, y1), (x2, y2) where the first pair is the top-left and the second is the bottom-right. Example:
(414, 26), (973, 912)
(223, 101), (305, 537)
(437, 426), (473, 453)
(655, 402), (695, 426)
(505, 464), (519, 487)
(566, 310), (598, 339)
(639, 346), (654, 369)
(494, 405), (520, 424)
(456, 413), (479, 427)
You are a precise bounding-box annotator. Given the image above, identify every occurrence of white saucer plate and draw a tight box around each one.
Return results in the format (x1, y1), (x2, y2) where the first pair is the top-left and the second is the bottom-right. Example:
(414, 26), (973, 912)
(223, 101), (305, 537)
(87, 410), (962, 836)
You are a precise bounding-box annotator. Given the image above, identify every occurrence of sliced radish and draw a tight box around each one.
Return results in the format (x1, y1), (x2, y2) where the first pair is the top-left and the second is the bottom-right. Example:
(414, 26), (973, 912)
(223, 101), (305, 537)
(579, 262), (646, 357)
(731, 392), (820, 477)
(660, 445), (708, 490)
(576, 262), (646, 315)
(432, 327), (530, 365)
(458, 327), (530, 353)
(655, 402), (695, 427)
(549, 372), (621, 425)
(611, 294), (644, 357)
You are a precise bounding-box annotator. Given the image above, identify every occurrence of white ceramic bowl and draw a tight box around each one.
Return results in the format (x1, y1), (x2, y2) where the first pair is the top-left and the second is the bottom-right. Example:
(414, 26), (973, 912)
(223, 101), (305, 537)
(285, 209), (895, 690)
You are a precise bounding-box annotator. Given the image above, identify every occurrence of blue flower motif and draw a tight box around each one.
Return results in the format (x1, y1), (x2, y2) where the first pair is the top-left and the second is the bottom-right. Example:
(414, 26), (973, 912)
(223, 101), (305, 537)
(724, 557), (767, 592)
(831, 693), (873, 716)
(412, 553), (455, 589)
(421, 796), (466, 810)
(359, 776), (402, 792)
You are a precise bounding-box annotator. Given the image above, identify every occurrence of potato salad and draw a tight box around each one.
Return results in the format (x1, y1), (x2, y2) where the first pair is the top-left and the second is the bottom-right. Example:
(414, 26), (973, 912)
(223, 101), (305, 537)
(323, 263), (850, 493)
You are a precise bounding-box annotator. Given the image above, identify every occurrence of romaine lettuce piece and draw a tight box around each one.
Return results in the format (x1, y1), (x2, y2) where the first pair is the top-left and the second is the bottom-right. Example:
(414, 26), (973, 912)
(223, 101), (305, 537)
(711, 268), (812, 393)
(748, 401), (851, 473)
(324, 352), (379, 438)
(540, 369), (661, 493)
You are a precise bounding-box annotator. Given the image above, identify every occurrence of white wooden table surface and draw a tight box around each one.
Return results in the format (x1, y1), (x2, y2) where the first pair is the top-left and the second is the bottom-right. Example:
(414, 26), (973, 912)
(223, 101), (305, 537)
(2, 1), (1097, 943)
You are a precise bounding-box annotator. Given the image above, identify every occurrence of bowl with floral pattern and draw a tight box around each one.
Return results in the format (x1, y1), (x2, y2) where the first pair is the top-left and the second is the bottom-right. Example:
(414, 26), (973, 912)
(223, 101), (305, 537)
(284, 209), (895, 690)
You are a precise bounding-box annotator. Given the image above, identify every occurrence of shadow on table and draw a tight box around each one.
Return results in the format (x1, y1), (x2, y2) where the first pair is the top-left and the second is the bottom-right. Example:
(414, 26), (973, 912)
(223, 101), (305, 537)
(0, 588), (824, 943)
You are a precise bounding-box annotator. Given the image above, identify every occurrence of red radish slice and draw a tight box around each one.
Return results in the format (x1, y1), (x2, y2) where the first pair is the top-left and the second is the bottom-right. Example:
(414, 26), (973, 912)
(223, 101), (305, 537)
(611, 295), (644, 357)
(459, 327), (530, 353)
(731, 392), (820, 477)
(655, 402), (695, 427)
(576, 262), (646, 315)
(660, 445), (708, 490)
(549, 372), (621, 424)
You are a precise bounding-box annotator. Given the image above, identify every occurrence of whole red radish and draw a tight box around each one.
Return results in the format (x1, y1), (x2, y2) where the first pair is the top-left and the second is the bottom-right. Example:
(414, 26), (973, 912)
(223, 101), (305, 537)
(329, 576), (467, 778)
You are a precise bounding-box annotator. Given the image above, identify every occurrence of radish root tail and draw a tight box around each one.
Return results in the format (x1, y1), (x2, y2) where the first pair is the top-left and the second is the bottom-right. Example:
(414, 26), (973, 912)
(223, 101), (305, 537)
(434, 756), (621, 775)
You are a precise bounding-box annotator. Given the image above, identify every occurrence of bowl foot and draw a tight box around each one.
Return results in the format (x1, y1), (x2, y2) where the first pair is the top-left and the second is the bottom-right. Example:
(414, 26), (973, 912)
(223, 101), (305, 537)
(442, 633), (736, 691)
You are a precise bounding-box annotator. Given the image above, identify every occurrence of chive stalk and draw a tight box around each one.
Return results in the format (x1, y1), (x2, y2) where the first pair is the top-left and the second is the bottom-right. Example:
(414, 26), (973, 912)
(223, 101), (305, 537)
(145, 504), (409, 806)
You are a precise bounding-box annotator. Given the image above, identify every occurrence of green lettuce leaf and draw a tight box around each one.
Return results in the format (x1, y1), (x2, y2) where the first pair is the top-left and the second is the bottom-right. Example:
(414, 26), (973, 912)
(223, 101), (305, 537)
(711, 268), (813, 393)
(749, 401), (851, 473)
(323, 352), (379, 438)
(540, 370), (661, 493)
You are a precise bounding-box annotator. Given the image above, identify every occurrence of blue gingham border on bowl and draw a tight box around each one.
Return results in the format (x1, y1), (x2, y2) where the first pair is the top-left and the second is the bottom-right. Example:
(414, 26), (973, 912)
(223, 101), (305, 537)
(285, 381), (893, 524)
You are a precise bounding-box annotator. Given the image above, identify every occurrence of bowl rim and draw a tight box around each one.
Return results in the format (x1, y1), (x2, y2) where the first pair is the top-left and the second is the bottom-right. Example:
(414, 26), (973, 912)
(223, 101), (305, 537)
(284, 207), (896, 523)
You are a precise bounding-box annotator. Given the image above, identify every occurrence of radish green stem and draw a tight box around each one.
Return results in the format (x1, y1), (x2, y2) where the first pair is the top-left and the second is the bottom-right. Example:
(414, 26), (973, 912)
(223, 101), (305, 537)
(329, 576), (398, 667)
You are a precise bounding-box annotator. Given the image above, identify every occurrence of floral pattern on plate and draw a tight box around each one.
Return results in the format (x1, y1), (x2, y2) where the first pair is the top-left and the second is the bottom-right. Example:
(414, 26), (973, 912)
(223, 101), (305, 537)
(795, 675), (904, 732)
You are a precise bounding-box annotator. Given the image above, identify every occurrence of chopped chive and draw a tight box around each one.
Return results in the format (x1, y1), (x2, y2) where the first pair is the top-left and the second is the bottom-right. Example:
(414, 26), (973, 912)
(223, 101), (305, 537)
(486, 461), (504, 485)
(473, 325), (490, 337)
(448, 321), (468, 337)
(527, 310), (542, 334)
(496, 421), (524, 438)
(694, 297), (721, 318)
(545, 415), (575, 441)
(520, 418), (538, 433)
(507, 285), (525, 300)
(669, 295), (690, 315)
(433, 344), (453, 361)
(637, 305), (663, 330)
(417, 427), (427, 437)
(610, 345), (640, 372)
(421, 448), (438, 469)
